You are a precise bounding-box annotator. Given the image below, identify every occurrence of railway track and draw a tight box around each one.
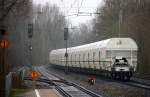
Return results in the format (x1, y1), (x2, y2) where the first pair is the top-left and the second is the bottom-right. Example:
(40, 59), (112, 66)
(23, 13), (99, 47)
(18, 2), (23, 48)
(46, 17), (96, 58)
(24, 66), (150, 97)
(25, 66), (104, 97)
(125, 80), (150, 90)
(114, 78), (150, 90)
(47, 65), (150, 91)
(87, 72), (150, 90)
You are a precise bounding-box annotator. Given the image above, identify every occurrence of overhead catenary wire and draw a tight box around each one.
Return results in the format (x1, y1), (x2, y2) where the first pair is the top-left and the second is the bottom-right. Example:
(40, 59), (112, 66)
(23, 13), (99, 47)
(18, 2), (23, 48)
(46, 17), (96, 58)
(66, 12), (101, 17)
(66, 0), (78, 15)
(77, 0), (84, 14)
(65, 0), (101, 17)
(63, 0), (102, 22)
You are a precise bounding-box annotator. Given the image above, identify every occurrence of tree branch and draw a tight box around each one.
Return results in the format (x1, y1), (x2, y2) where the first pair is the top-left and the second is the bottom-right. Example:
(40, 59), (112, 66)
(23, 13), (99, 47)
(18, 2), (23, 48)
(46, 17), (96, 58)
(0, 0), (18, 21)
(1, 0), (5, 8)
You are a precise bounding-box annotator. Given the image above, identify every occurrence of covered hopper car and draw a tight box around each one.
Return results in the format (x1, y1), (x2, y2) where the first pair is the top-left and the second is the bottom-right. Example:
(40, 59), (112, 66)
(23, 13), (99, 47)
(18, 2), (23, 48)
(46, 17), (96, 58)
(49, 38), (138, 80)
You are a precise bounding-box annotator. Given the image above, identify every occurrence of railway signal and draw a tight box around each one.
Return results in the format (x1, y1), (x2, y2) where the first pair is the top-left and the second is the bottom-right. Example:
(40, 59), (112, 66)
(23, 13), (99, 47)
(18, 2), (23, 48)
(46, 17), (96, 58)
(64, 28), (69, 74)
(0, 29), (6, 36)
(64, 28), (68, 40)
(28, 23), (33, 38)
(27, 23), (33, 72)
(0, 29), (9, 48)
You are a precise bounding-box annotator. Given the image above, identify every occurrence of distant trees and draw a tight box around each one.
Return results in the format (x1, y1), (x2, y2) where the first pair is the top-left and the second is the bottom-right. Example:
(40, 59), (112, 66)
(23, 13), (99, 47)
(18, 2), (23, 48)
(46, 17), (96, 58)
(93, 0), (150, 77)
(0, 0), (31, 27)
(68, 22), (95, 47)
(1, 1), (67, 66)
(0, 1), (67, 66)
(32, 3), (67, 64)
(0, 0), (18, 25)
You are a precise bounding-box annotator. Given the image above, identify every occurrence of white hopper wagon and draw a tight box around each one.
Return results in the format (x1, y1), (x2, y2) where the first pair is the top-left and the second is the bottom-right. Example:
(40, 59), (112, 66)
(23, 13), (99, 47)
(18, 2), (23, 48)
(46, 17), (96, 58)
(49, 38), (138, 80)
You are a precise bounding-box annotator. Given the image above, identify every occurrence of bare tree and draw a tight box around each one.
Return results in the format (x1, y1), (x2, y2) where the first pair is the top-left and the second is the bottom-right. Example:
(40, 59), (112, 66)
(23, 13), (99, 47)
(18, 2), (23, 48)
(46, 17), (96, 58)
(2, 0), (33, 67)
(93, 0), (150, 77)
(32, 3), (67, 64)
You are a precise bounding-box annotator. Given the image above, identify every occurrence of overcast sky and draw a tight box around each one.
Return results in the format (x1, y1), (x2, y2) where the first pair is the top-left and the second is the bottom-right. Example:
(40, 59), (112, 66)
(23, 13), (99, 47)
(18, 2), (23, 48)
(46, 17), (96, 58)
(33, 0), (104, 26)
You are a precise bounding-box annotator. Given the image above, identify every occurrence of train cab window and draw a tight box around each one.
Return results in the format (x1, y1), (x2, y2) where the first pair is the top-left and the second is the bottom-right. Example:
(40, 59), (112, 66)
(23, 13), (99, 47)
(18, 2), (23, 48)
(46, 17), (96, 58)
(122, 57), (128, 62)
(114, 58), (129, 66)
(115, 59), (119, 62)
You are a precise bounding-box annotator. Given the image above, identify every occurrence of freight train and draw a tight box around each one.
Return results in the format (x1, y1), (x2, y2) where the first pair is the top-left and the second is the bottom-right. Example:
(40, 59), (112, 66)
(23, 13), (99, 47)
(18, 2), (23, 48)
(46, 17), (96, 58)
(49, 38), (138, 80)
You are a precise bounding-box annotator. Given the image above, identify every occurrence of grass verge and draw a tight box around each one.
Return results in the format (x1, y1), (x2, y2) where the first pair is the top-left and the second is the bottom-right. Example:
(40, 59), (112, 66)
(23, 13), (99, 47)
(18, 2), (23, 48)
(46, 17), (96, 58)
(10, 88), (31, 97)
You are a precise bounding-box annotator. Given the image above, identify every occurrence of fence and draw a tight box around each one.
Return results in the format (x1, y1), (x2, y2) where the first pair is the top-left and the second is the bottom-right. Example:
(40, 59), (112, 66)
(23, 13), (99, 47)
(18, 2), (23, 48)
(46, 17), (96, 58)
(5, 72), (12, 97)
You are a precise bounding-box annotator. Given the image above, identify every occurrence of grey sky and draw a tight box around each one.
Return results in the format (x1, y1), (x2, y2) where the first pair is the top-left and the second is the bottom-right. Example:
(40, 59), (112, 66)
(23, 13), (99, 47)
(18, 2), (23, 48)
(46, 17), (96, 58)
(33, 0), (103, 26)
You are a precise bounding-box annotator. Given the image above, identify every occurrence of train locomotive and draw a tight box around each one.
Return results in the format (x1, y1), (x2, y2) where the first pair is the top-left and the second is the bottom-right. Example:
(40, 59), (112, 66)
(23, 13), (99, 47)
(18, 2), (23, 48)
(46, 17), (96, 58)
(49, 38), (138, 80)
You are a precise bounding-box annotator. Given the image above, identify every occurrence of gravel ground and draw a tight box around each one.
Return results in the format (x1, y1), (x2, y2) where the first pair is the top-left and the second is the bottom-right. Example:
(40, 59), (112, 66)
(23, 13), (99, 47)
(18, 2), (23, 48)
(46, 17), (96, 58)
(46, 65), (150, 97)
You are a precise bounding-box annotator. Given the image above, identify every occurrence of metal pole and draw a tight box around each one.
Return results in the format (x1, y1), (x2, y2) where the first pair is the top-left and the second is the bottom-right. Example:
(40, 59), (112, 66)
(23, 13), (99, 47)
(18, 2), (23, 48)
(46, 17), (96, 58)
(65, 39), (68, 74)
(118, 0), (123, 38)
(30, 39), (32, 68)
(64, 28), (68, 74)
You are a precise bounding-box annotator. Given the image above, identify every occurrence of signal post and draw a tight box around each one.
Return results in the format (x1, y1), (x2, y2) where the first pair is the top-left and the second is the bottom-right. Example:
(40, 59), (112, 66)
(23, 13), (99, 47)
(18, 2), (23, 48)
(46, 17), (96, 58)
(0, 29), (9, 97)
(64, 28), (69, 74)
(28, 23), (39, 89)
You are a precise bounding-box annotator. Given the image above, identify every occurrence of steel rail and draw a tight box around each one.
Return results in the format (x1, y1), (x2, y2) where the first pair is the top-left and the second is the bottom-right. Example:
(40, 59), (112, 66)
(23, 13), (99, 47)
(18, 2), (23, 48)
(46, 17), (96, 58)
(39, 68), (103, 97)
